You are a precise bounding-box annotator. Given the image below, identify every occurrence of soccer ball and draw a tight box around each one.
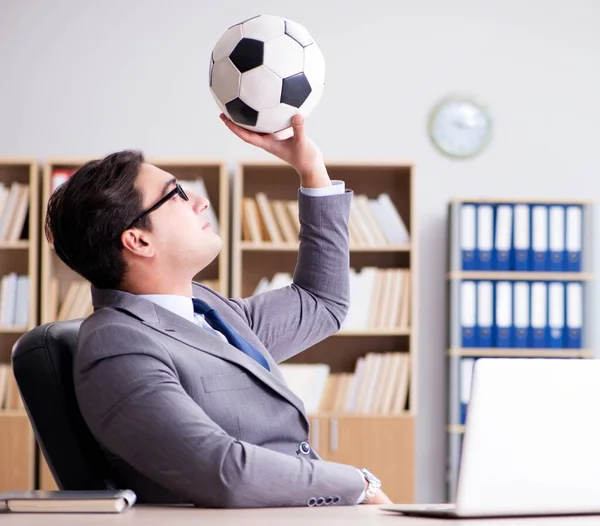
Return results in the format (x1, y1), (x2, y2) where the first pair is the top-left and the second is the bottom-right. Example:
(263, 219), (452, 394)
(209, 15), (325, 135)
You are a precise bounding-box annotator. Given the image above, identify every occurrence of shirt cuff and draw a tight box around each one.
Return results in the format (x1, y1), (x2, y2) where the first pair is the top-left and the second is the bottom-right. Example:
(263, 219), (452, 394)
(299, 180), (345, 197)
(356, 468), (366, 504)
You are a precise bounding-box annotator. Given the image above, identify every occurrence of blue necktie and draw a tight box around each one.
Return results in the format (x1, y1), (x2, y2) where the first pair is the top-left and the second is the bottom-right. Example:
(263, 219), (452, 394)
(192, 298), (270, 371)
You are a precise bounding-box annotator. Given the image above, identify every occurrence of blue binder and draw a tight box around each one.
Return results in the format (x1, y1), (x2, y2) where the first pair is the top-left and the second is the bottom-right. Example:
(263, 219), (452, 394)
(476, 281), (493, 347)
(460, 281), (477, 347)
(566, 282), (583, 348)
(566, 205), (582, 272)
(548, 205), (566, 272)
(512, 281), (530, 347)
(493, 205), (512, 271)
(530, 282), (548, 348)
(476, 204), (493, 270)
(494, 281), (513, 347)
(531, 205), (548, 271)
(513, 204), (530, 271)
(460, 204), (477, 270)
(547, 281), (565, 348)
(460, 358), (475, 425)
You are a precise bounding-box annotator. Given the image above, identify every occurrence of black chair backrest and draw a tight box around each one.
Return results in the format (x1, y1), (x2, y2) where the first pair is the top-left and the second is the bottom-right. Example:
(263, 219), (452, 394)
(11, 320), (115, 490)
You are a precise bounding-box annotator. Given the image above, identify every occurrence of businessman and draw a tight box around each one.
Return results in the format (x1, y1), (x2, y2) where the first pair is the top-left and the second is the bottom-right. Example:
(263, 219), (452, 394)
(45, 114), (392, 508)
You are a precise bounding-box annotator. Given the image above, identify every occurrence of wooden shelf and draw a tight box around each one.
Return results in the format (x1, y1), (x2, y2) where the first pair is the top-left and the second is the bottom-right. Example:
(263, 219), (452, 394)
(232, 161), (418, 503)
(448, 348), (593, 358)
(447, 425), (465, 434)
(450, 197), (593, 205)
(0, 158), (39, 494)
(0, 241), (29, 250)
(0, 326), (28, 334)
(448, 271), (593, 281)
(335, 328), (410, 336)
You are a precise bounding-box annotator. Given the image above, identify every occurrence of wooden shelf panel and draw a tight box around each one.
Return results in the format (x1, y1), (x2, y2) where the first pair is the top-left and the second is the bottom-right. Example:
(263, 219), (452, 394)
(447, 425), (465, 434)
(0, 326), (27, 334)
(450, 197), (593, 205)
(240, 241), (411, 252)
(335, 328), (410, 336)
(448, 348), (593, 358)
(448, 271), (592, 281)
(0, 241), (29, 250)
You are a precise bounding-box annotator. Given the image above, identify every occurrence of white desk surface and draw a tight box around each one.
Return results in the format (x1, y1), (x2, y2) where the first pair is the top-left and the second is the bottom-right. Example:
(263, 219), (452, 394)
(3, 505), (600, 525)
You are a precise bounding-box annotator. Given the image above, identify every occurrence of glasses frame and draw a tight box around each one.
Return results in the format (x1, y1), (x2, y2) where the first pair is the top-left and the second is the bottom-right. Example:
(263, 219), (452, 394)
(125, 182), (189, 230)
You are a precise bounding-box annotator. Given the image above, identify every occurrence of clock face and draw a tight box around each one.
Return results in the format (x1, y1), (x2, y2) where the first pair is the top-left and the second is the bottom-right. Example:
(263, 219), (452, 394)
(428, 97), (491, 159)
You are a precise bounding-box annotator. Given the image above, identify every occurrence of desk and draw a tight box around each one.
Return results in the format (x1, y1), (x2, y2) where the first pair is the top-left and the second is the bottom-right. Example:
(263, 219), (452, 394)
(3, 505), (600, 525)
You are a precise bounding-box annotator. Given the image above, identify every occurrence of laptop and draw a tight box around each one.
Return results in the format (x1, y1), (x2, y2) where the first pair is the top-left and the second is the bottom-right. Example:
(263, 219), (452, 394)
(382, 358), (600, 518)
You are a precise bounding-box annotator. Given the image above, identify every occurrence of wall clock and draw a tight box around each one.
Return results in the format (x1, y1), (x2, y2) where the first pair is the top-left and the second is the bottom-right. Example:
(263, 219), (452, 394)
(428, 96), (492, 159)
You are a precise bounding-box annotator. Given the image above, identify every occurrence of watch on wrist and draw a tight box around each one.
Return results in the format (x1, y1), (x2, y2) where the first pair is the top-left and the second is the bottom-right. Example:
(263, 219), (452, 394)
(360, 468), (381, 503)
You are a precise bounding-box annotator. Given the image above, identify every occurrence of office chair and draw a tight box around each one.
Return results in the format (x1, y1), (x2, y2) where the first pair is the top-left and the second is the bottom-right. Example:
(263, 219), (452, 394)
(11, 320), (116, 490)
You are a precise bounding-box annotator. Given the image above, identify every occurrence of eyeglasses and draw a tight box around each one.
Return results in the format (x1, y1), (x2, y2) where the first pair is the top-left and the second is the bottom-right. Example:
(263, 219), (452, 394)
(125, 182), (189, 230)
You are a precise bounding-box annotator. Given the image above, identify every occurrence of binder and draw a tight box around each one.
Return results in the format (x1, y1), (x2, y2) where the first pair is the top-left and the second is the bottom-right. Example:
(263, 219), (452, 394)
(494, 281), (512, 347)
(566, 282), (583, 348)
(513, 281), (530, 347)
(460, 281), (477, 347)
(493, 205), (512, 271)
(548, 205), (566, 272)
(566, 205), (582, 272)
(513, 204), (530, 271)
(460, 204), (477, 270)
(460, 358), (475, 425)
(530, 282), (548, 348)
(476, 281), (493, 347)
(476, 205), (493, 270)
(548, 281), (565, 348)
(531, 205), (548, 271)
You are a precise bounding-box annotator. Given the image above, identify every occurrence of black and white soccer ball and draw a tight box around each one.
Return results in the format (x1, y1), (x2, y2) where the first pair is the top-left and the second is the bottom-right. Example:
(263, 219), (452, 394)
(209, 15), (325, 135)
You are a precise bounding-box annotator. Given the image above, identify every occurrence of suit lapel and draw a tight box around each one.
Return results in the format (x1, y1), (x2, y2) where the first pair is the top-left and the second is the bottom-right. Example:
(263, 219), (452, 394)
(144, 310), (309, 424)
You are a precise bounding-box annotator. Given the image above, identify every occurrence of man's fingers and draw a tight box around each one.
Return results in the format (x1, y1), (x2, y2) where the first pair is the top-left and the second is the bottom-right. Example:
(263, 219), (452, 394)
(220, 114), (268, 147)
(291, 114), (306, 145)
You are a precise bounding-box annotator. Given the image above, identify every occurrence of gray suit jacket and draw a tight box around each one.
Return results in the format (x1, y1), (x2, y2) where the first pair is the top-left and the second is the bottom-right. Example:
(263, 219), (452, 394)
(73, 189), (365, 508)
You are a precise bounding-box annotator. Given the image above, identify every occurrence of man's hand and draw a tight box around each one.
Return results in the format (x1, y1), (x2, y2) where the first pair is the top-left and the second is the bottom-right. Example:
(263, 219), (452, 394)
(220, 113), (331, 189)
(368, 489), (393, 505)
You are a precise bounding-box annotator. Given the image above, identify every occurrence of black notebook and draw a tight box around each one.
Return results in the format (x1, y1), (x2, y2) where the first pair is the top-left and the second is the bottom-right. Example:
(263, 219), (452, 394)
(0, 489), (137, 513)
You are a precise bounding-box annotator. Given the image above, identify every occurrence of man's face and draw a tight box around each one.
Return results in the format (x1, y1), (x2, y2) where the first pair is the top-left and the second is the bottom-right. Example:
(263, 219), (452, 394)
(133, 162), (222, 275)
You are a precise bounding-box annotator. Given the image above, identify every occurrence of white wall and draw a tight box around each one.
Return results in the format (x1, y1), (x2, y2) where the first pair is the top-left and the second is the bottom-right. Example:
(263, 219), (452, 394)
(1, 0), (599, 502)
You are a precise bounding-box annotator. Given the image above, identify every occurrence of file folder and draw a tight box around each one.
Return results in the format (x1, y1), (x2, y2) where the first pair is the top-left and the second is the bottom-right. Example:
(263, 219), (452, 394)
(531, 205), (548, 271)
(476, 205), (493, 270)
(477, 281), (493, 347)
(460, 204), (477, 270)
(513, 204), (530, 271)
(493, 205), (512, 271)
(566, 282), (583, 348)
(548, 281), (565, 348)
(513, 282), (530, 347)
(460, 281), (477, 347)
(494, 281), (512, 347)
(460, 358), (475, 425)
(566, 205), (582, 272)
(531, 282), (548, 348)
(548, 205), (566, 272)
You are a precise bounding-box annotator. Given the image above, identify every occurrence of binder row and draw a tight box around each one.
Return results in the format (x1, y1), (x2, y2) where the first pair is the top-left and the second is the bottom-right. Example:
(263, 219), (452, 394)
(460, 280), (583, 349)
(459, 203), (583, 272)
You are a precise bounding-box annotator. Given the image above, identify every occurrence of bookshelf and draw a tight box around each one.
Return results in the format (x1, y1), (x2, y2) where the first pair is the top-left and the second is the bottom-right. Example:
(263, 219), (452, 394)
(446, 198), (593, 500)
(0, 158), (39, 492)
(38, 157), (229, 490)
(232, 160), (417, 503)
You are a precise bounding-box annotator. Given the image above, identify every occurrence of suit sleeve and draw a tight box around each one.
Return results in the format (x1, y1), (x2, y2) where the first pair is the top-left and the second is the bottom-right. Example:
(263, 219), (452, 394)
(228, 188), (352, 363)
(74, 323), (365, 509)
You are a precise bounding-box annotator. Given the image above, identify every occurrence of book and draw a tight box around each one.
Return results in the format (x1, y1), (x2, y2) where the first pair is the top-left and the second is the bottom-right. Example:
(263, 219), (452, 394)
(0, 489), (136, 513)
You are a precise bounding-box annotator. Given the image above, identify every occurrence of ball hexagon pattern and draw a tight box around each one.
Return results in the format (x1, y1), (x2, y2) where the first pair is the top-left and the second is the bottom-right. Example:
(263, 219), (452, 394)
(209, 15), (325, 134)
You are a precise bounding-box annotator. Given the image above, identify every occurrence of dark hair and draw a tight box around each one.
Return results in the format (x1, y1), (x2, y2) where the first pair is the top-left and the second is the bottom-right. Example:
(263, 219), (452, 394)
(45, 150), (150, 290)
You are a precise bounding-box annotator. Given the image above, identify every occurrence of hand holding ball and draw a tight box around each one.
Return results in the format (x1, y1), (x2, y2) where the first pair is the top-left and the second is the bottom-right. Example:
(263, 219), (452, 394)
(209, 15), (325, 136)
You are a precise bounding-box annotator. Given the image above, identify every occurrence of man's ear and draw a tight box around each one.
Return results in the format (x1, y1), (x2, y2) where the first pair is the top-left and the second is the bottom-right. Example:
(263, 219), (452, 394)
(121, 229), (155, 258)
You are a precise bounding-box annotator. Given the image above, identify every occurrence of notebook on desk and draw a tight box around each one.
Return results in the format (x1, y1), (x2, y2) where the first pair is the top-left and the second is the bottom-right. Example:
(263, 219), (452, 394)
(0, 489), (136, 513)
(382, 359), (600, 519)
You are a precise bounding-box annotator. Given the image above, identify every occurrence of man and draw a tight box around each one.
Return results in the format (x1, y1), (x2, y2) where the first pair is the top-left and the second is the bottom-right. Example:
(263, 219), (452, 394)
(45, 113), (392, 508)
